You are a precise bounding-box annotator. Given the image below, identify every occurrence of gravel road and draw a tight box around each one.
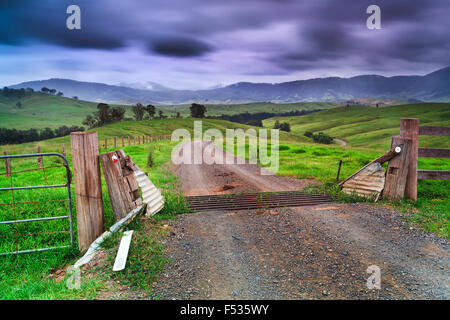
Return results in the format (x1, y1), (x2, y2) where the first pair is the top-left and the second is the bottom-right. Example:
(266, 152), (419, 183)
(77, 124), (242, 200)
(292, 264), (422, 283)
(151, 141), (449, 300)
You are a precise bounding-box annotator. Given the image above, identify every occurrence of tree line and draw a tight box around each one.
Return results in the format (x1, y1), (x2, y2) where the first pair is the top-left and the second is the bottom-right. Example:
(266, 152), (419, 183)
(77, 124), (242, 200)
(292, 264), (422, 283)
(0, 125), (85, 145)
(82, 102), (188, 129)
(207, 109), (322, 126)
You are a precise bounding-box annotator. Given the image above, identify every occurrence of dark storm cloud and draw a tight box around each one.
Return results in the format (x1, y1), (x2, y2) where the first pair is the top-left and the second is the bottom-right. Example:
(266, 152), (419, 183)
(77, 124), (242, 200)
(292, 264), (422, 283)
(151, 37), (213, 57)
(0, 0), (449, 81)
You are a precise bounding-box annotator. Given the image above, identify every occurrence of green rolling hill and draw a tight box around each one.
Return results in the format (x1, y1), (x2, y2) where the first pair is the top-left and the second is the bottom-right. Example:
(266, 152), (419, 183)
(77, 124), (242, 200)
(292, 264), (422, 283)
(264, 103), (450, 151)
(0, 89), (339, 130)
(0, 92), (99, 129)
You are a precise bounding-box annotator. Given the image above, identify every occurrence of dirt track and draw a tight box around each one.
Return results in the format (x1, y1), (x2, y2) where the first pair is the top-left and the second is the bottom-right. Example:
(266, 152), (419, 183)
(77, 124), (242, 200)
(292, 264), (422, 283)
(151, 141), (449, 300)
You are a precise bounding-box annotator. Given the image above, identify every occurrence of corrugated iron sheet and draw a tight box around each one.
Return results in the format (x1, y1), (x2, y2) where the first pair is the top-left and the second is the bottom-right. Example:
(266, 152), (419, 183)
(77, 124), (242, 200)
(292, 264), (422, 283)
(133, 166), (165, 216)
(342, 162), (385, 200)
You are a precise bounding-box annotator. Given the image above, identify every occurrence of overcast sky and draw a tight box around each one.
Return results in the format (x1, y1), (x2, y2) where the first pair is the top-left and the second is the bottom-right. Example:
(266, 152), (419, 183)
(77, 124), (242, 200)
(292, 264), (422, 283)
(1, 0), (449, 89)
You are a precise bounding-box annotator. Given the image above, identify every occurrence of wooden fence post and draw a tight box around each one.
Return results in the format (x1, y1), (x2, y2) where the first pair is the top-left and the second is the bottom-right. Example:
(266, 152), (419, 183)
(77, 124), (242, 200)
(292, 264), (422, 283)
(61, 144), (66, 156)
(400, 118), (419, 201)
(104, 138), (107, 150)
(37, 146), (42, 168)
(138, 136), (140, 145)
(134, 136), (136, 145)
(128, 136), (131, 146)
(122, 136), (125, 147)
(4, 151), (10, 177)
(114, 137), (117, 149)
(384, 136), (412, 201)
(70, 132), (105, 251)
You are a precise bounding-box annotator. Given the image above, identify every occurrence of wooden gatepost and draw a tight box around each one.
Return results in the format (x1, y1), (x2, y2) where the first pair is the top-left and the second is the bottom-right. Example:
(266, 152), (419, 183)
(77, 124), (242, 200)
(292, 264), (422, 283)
(384, 118), (449, 201)
(339, 118), (449, 202)
(70, 132), (105, 251)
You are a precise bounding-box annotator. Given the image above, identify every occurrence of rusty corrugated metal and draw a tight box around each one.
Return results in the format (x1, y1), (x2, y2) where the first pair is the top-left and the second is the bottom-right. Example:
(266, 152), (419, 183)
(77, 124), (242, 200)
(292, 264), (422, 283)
(342, 162), (385, 200)
(133, 166), (165, 216)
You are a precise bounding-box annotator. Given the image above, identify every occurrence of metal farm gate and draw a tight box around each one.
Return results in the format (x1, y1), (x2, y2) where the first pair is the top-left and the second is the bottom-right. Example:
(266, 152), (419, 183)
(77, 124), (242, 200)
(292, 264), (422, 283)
(0, 153), (74, 255)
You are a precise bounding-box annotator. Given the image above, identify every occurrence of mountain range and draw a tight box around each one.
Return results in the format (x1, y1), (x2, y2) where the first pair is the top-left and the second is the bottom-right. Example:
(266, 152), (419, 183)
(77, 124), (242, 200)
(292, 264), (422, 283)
(9, 66), (450, 105)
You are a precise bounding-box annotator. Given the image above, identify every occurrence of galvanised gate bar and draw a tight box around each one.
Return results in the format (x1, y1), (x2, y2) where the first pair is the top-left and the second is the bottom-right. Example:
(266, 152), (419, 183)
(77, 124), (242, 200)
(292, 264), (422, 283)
(0, 153), (74, 255)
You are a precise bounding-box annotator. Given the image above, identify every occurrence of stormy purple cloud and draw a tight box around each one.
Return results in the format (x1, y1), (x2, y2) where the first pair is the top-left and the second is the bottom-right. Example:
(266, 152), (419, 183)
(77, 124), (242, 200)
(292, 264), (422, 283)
(0, 0), (449, 89)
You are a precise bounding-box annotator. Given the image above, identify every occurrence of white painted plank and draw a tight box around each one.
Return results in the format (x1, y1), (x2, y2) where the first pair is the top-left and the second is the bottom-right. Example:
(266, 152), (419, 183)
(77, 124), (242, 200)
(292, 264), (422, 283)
(113, 230), (134, 272)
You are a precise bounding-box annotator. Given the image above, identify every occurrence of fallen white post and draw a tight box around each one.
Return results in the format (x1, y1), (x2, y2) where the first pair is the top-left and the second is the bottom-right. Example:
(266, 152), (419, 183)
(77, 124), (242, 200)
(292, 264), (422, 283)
(113, 230), (134, 272)
(73, 205), (144, 269)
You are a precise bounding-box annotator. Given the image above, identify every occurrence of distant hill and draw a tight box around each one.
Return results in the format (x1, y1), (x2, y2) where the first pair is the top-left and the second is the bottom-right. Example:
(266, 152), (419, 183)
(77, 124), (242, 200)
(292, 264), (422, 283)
(9, 66), (450, 104)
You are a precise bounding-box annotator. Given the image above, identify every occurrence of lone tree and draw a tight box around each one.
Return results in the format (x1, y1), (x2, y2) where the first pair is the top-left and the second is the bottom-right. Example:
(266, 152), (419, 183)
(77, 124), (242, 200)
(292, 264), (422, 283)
(145, 104), (156, 119)
(190, 103), (207, 118)
(132, 103), (145, 121)
(110, 106), (125, 122)
(158, 110), (167, 119)
(96, 103), (111, 126)
(41, 87), (50, 94)
(16, 101), (22, 109)
(274, 120), (291, 132)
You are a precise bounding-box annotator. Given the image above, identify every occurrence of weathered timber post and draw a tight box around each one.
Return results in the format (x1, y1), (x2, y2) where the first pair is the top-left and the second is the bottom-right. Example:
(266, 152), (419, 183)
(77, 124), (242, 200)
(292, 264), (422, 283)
(384, 136), (412, 201)
(128, 136), (131, 146)
(4, 151), (10, 177)
(37, 146), (42, 168)
(114, 137), (117, 149)
(104, 138), (107, 150)
(99, 150), (142, 221)
(138, 136), (140, 145)
(70, 132), (105, 251)
(143, 135), (145, 144)
(122, 136), (125, 147)
(133, 136), (136, 145)
(61, 144), (66, 156)
(400, 118), (419, 201)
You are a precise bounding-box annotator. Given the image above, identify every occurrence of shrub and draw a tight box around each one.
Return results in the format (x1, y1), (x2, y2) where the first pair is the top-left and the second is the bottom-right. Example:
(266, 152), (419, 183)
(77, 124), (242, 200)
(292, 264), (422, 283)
(147, 149), (154, 167)
(246, 119), (263, 127)
(293, 149), (306, 154)
(279, 145), (290, 151)
(274, 121), (291, 132)
(312, 132), (334, 144)
(304, 131), (313, 138)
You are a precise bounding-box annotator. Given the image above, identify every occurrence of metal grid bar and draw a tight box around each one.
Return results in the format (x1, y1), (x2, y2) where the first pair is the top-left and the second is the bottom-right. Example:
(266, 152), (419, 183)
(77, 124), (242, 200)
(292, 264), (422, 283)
(0, 152), (74, 255)
(186, 191), (332, 212)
